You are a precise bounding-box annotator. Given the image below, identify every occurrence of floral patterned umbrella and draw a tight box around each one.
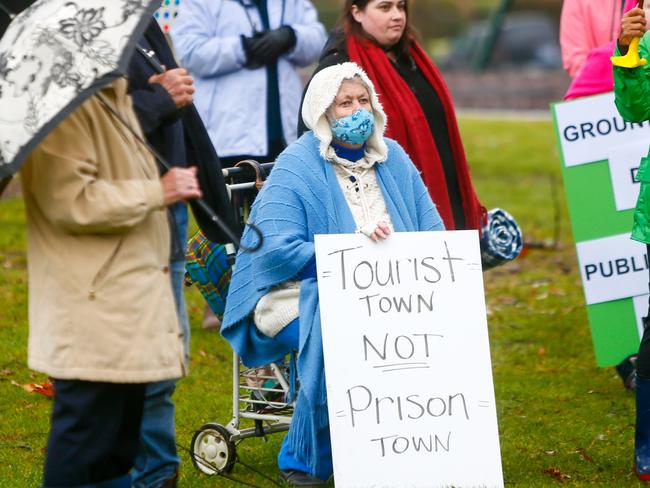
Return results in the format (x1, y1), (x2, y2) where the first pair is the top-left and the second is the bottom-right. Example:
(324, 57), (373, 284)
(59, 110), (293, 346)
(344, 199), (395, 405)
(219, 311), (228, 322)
(0, 0), (159, 178)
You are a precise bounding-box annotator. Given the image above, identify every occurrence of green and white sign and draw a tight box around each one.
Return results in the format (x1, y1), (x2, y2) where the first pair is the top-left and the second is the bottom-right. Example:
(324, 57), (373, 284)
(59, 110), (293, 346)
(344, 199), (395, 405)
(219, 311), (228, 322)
(553, 92), (650, 367)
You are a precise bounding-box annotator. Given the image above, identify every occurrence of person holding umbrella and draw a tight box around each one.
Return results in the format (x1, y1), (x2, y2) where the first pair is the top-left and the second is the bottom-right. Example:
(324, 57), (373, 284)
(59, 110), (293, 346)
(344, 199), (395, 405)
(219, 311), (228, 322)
(22, 78), (200, 488)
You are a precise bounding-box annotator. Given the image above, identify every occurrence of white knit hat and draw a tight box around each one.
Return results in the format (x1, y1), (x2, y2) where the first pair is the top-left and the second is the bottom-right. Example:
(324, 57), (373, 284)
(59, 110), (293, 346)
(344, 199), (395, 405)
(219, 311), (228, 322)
(301, 62), (388, 162)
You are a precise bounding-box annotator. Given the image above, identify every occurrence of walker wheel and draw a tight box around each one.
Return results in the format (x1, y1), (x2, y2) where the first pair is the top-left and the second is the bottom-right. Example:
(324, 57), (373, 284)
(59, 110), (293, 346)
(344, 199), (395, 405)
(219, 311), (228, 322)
(190, 423), (236, 475)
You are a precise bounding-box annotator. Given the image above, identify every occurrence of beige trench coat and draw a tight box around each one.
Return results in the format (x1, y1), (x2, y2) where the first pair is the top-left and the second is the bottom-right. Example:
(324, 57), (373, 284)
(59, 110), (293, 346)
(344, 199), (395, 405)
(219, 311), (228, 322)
(20, 79), (184, 383)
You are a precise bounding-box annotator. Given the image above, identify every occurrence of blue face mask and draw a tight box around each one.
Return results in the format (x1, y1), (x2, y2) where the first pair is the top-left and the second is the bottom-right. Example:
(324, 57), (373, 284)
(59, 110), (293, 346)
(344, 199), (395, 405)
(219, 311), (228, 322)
(330, 108), (375, 146)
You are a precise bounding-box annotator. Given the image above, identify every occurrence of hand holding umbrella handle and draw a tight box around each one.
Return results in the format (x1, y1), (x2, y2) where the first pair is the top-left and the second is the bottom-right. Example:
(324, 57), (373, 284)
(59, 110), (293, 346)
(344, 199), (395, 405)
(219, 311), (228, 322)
(612, 0), (648, 68)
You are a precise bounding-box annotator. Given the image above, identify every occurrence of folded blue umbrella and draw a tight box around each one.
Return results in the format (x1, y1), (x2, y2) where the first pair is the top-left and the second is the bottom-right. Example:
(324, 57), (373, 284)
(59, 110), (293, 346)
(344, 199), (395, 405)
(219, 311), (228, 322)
(480, 208), (523, 270)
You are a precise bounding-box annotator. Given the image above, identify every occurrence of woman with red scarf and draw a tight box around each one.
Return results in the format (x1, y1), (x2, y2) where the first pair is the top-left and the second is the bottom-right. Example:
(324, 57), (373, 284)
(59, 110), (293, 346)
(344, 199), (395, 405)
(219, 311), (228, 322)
(299, 0), (484, 231)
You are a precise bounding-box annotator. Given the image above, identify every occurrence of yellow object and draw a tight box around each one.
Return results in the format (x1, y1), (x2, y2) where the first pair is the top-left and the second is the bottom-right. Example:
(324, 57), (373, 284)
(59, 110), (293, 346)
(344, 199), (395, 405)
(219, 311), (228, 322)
(611, 37), (648, 68)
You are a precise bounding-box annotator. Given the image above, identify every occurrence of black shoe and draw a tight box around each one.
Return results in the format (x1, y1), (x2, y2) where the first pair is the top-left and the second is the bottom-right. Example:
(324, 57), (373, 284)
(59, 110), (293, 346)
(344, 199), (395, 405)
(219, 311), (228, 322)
(616, 354), (638, 391)
(279, 470), (326, 487)
(159, 470), (178, 488)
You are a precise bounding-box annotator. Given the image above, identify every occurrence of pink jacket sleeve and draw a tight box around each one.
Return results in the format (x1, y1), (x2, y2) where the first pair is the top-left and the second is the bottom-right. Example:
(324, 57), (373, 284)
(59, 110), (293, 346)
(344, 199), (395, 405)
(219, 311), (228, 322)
(560, 0), (636, 79)
(560, 0), (589, 78)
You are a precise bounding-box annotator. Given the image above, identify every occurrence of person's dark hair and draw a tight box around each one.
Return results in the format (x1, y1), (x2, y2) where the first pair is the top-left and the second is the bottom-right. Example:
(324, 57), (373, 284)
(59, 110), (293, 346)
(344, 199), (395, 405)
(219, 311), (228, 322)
(339, 0), (418, 58)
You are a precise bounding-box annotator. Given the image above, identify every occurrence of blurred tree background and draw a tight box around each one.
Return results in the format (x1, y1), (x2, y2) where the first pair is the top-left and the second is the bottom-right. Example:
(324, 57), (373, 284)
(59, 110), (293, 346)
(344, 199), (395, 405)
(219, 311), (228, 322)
(310, 0), (567, 109)
(311, 0), (562, 40)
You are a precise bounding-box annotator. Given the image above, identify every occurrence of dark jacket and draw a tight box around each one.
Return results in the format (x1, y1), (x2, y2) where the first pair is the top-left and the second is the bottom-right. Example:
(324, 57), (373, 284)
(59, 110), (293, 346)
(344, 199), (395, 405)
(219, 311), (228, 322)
(297, 29), (348, 136)
(127, 19), (237, 246)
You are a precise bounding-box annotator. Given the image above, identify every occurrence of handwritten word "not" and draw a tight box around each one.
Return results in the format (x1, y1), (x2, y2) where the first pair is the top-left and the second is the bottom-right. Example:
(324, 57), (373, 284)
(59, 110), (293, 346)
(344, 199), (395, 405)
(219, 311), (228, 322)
(364, 333), (443, 363)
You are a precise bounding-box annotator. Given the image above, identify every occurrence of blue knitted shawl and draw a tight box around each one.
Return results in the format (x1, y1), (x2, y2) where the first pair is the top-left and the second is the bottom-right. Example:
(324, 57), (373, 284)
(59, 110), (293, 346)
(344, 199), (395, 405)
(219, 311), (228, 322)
(222, 132), (444, 477)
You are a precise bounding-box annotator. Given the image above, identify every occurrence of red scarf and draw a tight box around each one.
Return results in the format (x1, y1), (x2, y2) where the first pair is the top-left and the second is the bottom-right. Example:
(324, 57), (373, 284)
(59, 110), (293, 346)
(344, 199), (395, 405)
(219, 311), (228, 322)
(347, 35), (484, 230)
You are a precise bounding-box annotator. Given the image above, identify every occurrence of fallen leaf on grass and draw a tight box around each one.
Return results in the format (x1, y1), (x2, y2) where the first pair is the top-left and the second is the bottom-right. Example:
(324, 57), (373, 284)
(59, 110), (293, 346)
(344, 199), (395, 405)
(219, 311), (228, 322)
(574, 447), (594, 463)
(11, 379), (54, 398)
(22, 382), (54, 398)
(538, 347), (546, 357)
(531, 279), (550, 289)
(0, 369), (13, 376)
(544, 450), (557, 456)
(199, 349), (208, 358)
(498, 295), (518, 306)
(214, 352), (229, 363)
(543, 467), (571, 482)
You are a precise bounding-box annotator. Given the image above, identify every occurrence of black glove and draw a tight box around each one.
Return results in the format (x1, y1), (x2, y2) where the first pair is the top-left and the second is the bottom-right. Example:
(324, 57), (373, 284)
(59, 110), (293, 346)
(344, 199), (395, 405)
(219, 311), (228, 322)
(241, 26), (296, 69)
(241, 32), (264, 69)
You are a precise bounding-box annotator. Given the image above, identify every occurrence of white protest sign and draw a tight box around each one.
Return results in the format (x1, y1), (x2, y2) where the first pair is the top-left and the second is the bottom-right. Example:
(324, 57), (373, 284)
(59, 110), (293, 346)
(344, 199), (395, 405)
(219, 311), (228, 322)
(633, 294), (650, 339)
(554, 92), (650, 167)
(607, 140), (647, 211)
(315, 231), (503, 488)
(576, 233), (649, 305)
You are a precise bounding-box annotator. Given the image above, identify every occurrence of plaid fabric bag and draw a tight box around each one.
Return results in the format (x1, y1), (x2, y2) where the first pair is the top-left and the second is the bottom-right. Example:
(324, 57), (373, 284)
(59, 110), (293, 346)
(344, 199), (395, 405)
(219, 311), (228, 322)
(185, 229), (232, 317)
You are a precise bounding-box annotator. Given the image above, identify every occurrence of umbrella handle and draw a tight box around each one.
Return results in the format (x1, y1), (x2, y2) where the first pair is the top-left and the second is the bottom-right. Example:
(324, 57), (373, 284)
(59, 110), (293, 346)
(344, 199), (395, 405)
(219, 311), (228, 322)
(240, 221), (264, 253)
(193, 198), (263, 253)
(136, 45), (165, 74)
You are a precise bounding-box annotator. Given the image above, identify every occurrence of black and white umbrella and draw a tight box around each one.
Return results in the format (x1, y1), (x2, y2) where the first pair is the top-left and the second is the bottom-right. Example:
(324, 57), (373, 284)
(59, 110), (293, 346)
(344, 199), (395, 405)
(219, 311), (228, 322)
(0, 0), (158, 176)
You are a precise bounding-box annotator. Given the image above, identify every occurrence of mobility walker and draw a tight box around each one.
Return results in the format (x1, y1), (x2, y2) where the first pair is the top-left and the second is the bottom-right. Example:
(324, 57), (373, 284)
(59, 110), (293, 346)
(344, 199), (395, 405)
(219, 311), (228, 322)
(187, 160), (297, 478)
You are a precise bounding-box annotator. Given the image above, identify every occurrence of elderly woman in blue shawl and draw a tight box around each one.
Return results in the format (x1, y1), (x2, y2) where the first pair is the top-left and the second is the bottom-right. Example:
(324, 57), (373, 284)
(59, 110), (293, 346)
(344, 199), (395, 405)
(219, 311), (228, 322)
(222, 62), (444, 486)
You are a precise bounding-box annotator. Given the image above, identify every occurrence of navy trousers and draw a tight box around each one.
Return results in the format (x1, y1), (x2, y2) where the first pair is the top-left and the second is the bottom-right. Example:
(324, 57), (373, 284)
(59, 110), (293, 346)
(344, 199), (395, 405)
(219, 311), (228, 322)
(43, 379), (146, 487)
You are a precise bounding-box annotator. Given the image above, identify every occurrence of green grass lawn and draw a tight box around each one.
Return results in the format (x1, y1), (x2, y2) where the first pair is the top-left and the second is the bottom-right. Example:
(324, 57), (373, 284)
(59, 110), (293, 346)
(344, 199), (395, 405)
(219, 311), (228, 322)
(0, 117), (645, 486)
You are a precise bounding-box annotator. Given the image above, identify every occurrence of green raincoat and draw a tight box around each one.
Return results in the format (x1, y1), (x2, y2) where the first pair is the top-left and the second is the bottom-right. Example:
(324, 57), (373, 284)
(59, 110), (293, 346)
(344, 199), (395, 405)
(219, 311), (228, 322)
(614, 34), (650, 243)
